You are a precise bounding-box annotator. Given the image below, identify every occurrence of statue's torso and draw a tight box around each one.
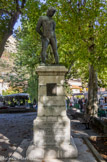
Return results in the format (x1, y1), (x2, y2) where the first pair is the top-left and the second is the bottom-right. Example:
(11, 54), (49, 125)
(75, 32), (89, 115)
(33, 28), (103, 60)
(41, 16), (55, 38)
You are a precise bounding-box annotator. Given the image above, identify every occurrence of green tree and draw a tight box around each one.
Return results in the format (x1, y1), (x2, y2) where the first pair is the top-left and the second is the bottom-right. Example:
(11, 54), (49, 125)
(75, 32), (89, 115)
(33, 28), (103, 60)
(9, 0), (107, 117)
(0, 0), (26, 57)
(1, 0), (44, 100)
(46, 0), (107, 116)
(9, 0), (43, 101)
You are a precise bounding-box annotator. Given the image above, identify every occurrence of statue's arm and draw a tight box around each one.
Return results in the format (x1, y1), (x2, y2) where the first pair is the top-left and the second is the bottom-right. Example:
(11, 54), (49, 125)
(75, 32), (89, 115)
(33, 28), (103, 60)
(36, 17), (43, 36)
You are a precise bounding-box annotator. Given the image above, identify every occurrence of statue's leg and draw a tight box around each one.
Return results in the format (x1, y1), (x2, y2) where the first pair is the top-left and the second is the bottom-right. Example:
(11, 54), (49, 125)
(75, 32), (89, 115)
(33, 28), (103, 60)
(50, 38), (59, 64)
(41, 38), (49, 63)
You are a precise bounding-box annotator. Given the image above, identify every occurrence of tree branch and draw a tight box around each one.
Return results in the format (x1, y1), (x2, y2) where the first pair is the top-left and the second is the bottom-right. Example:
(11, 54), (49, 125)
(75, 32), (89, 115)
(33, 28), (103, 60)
(67, 0), (75, 13)
(0, 9), (12, 16)
(15, 0), (20, 11)
(78, 0), (87, 13)
(0, 11), (20, 58)
(21, 0), (26, 9)
(65, 60), (75, 78)
(83, 0), (86, 7)
(0, 0), (26, 57)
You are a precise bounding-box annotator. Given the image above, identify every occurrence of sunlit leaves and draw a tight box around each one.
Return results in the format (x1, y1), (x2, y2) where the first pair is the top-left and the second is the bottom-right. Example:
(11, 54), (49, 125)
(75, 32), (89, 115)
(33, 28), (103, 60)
(13, 0), (107, 88)
(47, 0), (107, 87)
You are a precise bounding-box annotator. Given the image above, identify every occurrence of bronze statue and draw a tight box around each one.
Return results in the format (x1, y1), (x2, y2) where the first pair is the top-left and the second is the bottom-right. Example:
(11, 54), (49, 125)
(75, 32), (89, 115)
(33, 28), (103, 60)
(36, 7), (59, 64)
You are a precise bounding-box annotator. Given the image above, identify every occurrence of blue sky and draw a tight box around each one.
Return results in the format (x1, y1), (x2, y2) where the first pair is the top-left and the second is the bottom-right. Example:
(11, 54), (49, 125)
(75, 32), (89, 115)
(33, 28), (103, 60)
(13, 16), (22, 30)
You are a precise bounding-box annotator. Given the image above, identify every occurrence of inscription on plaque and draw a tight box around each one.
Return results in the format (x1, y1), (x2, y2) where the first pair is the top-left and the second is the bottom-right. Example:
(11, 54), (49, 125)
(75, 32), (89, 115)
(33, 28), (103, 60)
(47, 83), (57, 96)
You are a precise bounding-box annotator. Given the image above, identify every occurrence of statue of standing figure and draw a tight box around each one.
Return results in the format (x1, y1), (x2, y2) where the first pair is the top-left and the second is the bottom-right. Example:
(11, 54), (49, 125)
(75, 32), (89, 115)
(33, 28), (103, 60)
(36, 7), (59, 64)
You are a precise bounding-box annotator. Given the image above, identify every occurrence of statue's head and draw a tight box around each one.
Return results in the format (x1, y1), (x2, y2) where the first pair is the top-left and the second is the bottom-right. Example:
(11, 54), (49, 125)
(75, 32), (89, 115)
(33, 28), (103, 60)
(47, 7), (56, 17)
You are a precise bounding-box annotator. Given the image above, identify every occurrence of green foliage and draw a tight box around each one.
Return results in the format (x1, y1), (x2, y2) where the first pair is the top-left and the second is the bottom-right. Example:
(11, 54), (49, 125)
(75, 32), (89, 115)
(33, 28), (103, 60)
(0, 0), (13, 39)
(27, 74), (38, 102)
(6, 0), (107, 103)
(64, 81), (73, 97)
(8, 50), (39, 101)
(9, 2), (42, 100)
(45, 0), (107, 87)
(11, 1), (44, 100)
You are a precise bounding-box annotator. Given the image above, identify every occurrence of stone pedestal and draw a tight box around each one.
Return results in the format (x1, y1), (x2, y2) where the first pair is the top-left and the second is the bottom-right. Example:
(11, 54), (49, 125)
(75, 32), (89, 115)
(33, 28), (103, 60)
(26, 66), (78, 160)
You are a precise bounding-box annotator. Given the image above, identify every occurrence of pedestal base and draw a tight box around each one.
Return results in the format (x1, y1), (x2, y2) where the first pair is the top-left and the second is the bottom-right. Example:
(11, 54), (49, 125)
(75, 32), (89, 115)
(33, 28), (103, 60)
(26, 139), (78, 160)
(26, 66), (78, 160)
(26, 116), (78, 160)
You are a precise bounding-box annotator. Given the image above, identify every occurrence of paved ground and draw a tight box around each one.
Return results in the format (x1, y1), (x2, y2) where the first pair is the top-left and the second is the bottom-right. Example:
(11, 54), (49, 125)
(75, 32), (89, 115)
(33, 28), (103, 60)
(0, 112), (98, 162)
(71, 119), (98, 138)
(0, 112), (36, 160)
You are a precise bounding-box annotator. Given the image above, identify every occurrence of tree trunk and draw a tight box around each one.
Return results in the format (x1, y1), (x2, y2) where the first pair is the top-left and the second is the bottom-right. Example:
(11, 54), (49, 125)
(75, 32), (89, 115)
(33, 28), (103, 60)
(0, 11), (20, 57)
(87, 64), (98, 117)
(0, 32), (13, 57)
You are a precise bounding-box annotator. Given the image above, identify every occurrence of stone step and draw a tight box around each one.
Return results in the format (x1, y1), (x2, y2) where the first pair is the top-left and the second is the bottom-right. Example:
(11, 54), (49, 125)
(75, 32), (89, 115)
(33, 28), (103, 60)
(27, 140), (78, 160)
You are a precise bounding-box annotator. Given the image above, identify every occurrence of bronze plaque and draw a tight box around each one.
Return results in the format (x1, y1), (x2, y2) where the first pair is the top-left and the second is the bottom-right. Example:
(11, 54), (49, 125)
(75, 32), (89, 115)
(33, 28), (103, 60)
(47, 83), (57, 96)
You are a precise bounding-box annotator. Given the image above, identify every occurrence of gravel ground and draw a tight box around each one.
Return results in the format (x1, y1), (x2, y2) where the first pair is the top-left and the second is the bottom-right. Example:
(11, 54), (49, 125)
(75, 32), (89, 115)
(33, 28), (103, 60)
(0, 112), (36, 159)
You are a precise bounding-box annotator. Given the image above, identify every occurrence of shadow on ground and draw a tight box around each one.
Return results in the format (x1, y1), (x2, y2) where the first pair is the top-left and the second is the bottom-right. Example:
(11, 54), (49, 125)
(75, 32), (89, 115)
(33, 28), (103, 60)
(0, 112), (36, 159)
